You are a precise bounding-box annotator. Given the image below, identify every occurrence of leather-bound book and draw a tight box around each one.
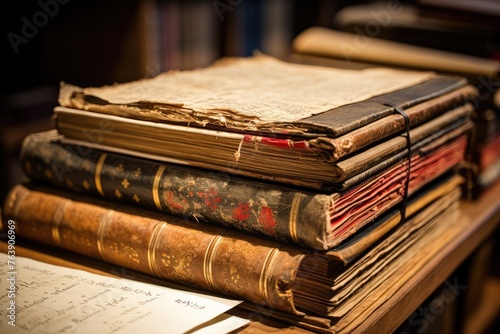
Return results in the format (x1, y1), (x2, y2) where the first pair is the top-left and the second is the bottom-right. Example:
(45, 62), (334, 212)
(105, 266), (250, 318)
(291, 26), (499, 199)
(20, 124), (470, 250)
(2, 173), (464, 333)
(54, 54), (477, 190)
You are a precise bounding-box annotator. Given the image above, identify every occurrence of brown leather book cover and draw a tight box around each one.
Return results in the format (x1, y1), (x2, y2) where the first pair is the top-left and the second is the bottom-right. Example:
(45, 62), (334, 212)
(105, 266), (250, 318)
(1, 173), (463, 333)
(238, 183), (463, 333)
(2, 183), (307, 316)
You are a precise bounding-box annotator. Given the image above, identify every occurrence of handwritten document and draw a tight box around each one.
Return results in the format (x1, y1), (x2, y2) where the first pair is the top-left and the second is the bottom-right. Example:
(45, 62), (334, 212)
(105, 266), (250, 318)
(0, 253), (247, 334)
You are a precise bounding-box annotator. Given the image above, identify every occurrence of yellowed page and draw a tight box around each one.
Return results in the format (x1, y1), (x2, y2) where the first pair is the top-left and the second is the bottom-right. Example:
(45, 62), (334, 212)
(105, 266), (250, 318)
(0, 253), (246, 333)
(59, 54), (435, 124)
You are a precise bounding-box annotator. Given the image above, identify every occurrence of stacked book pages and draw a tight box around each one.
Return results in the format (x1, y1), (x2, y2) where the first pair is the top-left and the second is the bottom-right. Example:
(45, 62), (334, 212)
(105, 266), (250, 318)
(291, 26), (500, 200)
(2, 55), (477, 333)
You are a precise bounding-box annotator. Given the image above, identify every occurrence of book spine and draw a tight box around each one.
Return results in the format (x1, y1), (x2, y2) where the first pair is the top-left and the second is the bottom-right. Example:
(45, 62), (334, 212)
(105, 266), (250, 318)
(2, 183), (307, 315)
(314, 86), (477, 161)
(20, 132), (331, 250)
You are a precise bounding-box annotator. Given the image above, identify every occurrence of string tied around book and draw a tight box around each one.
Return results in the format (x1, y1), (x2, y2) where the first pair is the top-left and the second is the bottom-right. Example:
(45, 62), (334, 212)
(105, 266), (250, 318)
(384, 102), (411, 223)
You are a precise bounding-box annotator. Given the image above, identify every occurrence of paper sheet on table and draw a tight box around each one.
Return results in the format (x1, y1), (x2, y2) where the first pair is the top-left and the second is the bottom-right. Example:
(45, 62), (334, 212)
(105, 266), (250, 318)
(0, 253), (247, 334)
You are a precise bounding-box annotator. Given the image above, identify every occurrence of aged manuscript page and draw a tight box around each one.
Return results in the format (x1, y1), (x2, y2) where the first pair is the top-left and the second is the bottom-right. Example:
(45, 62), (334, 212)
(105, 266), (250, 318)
(0, 253), (246, 334)
(59, 54), (435, 125)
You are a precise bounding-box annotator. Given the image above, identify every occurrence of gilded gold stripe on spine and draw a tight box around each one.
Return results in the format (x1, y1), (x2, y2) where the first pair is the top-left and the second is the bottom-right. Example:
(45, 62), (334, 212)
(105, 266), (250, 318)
(148, 221), (168, 277)
(203, 232), (225, 291)
(95, 153), (107, 197)
(96, 210), (114, 261)
(153, 165), (166, 211)
(259, 247), (281, 303)
(52, 199), (71, 245)
(289, 193), (301, 244)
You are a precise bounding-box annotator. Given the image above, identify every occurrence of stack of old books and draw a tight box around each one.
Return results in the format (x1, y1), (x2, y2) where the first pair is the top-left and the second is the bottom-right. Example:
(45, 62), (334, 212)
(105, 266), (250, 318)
(2, 55), (477, 333)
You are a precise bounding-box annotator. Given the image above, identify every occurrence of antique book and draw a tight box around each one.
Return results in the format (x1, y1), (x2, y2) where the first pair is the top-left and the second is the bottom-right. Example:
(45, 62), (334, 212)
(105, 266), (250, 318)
(291, 27), (500, 79)
(53, 99), (473, 190)
(2, 173), (464, 333)
(471, 131), (500, 193)
(291, 26), (500, 198)
(20, 123), (470, 250)
(54, 54), (477, 190)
